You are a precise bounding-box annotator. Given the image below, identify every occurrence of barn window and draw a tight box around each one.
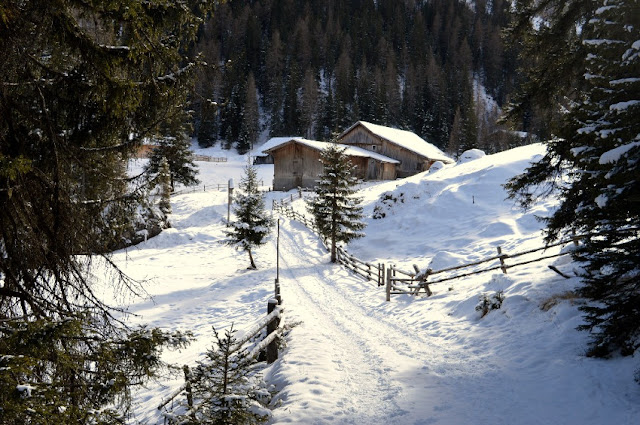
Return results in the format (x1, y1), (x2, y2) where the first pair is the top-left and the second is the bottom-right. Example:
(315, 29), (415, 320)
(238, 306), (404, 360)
(371, 145), (377, 151)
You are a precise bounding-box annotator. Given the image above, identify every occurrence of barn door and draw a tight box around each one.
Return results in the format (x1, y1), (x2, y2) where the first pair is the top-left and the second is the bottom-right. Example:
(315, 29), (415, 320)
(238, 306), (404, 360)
(367, 159), (378, 180)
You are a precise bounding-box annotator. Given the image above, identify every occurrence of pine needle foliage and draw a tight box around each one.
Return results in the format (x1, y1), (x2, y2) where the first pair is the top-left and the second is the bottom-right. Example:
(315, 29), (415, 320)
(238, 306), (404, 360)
(307, 143), (366, 262)
(225, 165), (273, 269)
(505, 0), (640, 357)
(145, 132), (200, 192)
(0, 0), (213, 420)
(182, 326), (269, 425)
(0, 316), (192, 424)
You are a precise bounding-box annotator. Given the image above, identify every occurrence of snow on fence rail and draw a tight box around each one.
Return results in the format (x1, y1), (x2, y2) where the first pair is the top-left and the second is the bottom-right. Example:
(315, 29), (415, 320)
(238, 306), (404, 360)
(157, 291), (283, 421)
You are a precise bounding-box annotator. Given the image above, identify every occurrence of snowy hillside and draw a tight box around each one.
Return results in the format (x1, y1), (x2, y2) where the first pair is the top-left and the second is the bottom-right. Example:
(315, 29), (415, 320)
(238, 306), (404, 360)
(110, 144), (639, 424)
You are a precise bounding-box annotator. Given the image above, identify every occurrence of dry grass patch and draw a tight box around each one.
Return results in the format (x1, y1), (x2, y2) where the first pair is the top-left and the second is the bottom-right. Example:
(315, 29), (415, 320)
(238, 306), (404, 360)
(540, 291), (580, 311)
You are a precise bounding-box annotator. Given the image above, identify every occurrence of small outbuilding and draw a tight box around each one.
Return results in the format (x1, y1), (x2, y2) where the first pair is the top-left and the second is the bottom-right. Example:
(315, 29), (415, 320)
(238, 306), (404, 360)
(262, 138), (399, 191)
(339, 121), (454, 178)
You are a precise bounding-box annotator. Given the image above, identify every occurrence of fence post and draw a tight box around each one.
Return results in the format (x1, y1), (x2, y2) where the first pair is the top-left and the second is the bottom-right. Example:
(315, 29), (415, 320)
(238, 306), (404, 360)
(497, 246), (507, 274)
(274, 281), (282, 305)
(183, 365), (196, 421)
(267, 299), (280, 363)
(386, 266), (392, 302)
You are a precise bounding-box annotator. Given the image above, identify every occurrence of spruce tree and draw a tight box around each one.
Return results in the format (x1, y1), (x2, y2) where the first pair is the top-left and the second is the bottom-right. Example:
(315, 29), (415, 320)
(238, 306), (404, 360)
(307, 143), (366, 263)
(0, 0), (211, 420)
(238, 73), (260, 155)
(225, 165), (273, 269)
(146, 131), (200, 192)
(506, 0), (640, 356)
(185, 326), (269, 425)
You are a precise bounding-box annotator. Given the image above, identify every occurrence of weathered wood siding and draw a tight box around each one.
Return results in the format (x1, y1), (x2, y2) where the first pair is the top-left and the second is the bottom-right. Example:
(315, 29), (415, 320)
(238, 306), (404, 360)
(381, 162), (396, 180)
(271, 143), (323, 191)
(340, 126), (429, 178)
(271, 139), (399, 191)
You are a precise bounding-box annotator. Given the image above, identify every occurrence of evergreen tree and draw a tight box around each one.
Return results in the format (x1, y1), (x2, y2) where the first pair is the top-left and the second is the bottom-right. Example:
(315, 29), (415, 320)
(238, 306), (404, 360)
(225, 165), (273, 269)
(506, 0), (640, 357)
(146, 133), (200, 192)
(198, 96), (220, 148)
(184, 326), (269, 425)
(158, 157), (172, 216)
(238, 73), (260, 155)
(0, 0), (211, 420)
(307, 143), (366, 263)
(503, 0), (595, 138)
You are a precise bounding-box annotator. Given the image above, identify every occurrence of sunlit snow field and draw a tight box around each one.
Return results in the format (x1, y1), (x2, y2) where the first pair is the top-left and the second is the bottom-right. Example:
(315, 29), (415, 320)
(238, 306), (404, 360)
(102, 142), (638, 424)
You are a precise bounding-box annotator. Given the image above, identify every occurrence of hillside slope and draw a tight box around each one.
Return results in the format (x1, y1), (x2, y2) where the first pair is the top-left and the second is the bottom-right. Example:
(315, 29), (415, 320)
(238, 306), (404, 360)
(112, 145), (639, 424)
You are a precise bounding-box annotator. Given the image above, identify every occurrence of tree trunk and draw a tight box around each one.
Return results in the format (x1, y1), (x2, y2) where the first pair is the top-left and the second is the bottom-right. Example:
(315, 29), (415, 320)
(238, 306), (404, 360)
(247, 248), (257, 269)
(331, 188), (337, 262)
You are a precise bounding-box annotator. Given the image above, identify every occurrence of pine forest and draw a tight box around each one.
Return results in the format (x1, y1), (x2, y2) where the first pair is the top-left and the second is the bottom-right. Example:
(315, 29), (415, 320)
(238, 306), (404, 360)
(193, 0), (529, 156)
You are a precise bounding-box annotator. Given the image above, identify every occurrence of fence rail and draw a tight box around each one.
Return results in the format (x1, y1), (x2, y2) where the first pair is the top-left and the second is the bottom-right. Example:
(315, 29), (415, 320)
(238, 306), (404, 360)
(336, 246), (385, 286)
(172, 180), (267, 196)
(384, 237), (581, 300)
(193, 154), (228, 162)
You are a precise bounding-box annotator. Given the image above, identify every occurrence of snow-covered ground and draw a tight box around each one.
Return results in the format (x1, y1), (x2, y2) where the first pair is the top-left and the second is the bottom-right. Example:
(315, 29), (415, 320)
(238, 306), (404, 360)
(109, 143), (639, 424)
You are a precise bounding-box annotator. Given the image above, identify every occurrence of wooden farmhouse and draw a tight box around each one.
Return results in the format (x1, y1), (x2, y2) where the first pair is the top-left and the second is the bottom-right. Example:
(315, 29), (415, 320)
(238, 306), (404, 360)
(262, 138), (399, 191)
(339, 121), (454, 178)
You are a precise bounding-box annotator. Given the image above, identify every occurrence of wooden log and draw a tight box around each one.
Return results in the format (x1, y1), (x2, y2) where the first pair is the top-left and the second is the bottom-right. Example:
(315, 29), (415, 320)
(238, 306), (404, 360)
(413, 264), (433, 296)
(266, 299), (280, 363)
(548, 265), (571, 279)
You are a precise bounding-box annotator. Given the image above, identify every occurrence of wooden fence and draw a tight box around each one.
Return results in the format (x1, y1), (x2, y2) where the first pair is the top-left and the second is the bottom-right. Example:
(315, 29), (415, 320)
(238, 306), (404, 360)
(336, 246), (385, 286)
(172, 180), (266, 196)
(274, 200), (587, 301)
(157, 289), (283, 422)
(193, 154), (228, 162)
(272, 195), (591, 301)
(273, 203), (384, 286)
(384, 237), (580, 300)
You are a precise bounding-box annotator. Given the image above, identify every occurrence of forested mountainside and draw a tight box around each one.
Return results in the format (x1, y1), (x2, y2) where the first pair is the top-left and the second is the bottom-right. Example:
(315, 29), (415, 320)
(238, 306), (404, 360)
(192, 0), (531, 155)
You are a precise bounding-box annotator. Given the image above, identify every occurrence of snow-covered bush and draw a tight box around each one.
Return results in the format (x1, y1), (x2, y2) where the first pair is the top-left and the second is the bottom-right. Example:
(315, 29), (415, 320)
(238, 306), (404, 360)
(458, 149), (486, 164)
(476, 291), (505, 318)
(429, 161), (445, 173)
(372, 191), (405, 219)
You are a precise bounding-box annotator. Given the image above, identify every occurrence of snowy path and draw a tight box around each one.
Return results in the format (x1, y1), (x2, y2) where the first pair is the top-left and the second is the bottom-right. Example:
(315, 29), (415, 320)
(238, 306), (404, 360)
(268, 220), (479, 424)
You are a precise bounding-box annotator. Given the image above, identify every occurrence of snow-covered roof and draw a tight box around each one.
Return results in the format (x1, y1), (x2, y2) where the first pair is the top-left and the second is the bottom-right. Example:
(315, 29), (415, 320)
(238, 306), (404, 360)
(340, 121), (454, 163)
(262, 138), (400, 164)
(255, 137), (301, 156)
